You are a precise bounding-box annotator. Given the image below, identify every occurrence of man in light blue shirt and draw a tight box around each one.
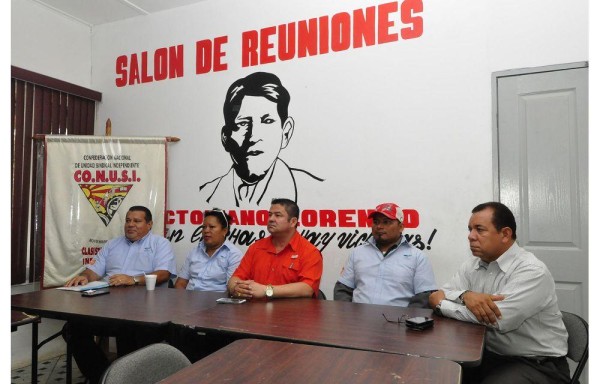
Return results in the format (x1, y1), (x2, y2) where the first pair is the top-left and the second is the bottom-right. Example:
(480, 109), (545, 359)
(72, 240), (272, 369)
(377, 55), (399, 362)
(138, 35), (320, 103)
(334, 202), (437, 307)
(66, 206), (176, 287)
(63, 206), (176, 384)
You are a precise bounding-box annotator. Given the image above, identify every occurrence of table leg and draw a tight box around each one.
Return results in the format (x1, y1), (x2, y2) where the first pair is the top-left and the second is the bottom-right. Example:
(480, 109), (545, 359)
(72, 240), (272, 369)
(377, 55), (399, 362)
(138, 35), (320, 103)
(31, 321), (38, 384)
(66, 339), (72, 384)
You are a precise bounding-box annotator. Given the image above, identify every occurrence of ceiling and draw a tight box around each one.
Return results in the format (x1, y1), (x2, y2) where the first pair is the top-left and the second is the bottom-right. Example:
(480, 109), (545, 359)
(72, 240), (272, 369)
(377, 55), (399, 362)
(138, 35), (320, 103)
(31, 0), (208, 27)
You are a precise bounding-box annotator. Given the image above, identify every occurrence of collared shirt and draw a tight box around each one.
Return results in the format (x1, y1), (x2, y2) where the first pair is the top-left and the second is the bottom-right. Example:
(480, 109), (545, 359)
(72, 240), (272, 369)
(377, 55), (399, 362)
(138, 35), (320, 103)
(439, 242), (568, 357)
(199, 158), (322, 208)
(178, 240), (243, 292)
(337, 236), (437, 306)
(87, 232), (176, 279)
(232, 231), (323, 296)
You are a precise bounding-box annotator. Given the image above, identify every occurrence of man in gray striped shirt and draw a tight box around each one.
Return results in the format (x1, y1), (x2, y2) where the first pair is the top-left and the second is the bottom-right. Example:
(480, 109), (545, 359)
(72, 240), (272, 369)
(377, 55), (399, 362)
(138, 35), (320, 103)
(429, 202), (570, 384)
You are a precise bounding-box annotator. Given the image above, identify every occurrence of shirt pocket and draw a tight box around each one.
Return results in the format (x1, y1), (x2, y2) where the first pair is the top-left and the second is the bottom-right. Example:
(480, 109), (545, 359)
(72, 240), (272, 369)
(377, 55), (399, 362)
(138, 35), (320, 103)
(281, 258), (300, 281)
(133, 246), (155, 273)
(382, 254), (415, 289)
(208, 256), (228, 282)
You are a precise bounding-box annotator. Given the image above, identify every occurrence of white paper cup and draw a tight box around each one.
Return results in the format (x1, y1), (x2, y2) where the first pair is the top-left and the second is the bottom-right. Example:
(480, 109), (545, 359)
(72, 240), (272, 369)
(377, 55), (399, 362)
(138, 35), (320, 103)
(145, 275), (157, 291)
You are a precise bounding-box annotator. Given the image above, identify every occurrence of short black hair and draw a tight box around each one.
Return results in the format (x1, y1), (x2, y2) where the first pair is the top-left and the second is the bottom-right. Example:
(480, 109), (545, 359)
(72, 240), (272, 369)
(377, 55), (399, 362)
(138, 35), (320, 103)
(205, 208), (231, 234)
(271, 198), (299, 221)
(472, 202), (517, 240)
(223, 72), (290, 126)
(128, 206), (152, 222)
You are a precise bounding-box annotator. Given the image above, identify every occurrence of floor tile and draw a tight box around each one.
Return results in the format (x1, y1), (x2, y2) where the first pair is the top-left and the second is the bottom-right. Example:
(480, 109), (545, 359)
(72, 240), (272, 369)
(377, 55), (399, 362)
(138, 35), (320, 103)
(11, 355), (86, 384)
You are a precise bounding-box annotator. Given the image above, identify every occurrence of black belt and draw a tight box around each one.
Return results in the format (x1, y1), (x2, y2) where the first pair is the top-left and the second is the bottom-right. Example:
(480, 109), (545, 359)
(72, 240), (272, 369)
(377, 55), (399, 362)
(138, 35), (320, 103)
(523, 356), (566, 365)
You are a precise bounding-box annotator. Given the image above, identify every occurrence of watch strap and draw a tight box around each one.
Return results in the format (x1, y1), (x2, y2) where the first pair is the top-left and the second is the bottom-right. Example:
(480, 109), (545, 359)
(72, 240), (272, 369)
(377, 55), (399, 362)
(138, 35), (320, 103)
(434, 300), (443, 316)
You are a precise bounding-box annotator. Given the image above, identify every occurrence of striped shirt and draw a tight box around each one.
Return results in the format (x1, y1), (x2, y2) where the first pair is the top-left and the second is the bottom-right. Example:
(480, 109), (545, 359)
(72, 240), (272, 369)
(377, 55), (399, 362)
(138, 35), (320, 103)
(440, 242), (568, 357)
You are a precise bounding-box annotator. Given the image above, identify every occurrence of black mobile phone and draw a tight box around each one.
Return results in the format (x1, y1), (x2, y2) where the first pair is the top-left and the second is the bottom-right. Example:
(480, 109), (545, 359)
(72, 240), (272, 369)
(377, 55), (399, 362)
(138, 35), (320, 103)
(81, 288), (110, 297)
(216, 297), (246, 304)
(405, 316), (434, 330)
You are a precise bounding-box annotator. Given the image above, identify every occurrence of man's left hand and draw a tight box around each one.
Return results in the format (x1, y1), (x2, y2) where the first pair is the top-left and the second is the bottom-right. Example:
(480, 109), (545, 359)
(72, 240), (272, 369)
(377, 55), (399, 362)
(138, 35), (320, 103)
(109, 274), (134, 286)
(232, 280), (267, 299)
(462, 291), (504, 325)
(429, 290), (445, 308)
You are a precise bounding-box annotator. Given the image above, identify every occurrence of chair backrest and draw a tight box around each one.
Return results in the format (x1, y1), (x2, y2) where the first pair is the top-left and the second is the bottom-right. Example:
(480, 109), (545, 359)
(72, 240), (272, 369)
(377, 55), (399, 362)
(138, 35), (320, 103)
(561, 311), (588, 384)
(100, 343), (191, 384)
(318, 289), (327, 300)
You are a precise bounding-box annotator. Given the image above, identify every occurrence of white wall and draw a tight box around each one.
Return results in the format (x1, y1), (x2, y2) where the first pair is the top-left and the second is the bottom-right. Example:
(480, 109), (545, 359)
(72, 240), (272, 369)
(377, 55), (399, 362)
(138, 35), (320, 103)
(89, 0), (588, 296)
(11, 0), (92, 88)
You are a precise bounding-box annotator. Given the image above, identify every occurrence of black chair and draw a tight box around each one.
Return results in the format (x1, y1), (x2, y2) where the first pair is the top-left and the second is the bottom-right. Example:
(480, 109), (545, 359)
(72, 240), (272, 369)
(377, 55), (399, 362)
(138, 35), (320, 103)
(561, 311), (588, 384)
(317, 289), (327, 300)
(99, 343), (191, 384)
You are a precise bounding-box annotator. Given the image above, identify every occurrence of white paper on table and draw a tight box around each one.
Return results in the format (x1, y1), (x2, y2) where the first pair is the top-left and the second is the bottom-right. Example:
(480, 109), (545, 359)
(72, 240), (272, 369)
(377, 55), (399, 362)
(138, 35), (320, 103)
(55, 280), (110, 292)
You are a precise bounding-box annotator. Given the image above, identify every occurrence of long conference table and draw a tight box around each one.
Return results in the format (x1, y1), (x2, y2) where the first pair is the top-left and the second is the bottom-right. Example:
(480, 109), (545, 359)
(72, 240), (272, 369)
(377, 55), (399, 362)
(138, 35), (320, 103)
(12, 286), (485, 381)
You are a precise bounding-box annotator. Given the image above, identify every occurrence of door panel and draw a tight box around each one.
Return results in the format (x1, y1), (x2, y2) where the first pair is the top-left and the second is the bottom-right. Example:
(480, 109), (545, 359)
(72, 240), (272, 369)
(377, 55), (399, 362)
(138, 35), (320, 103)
(496, 66), (588, 320)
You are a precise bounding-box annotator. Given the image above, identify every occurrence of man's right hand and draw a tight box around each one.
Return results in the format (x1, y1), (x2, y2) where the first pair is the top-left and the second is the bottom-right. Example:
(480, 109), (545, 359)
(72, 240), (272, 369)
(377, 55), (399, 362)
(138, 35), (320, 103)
(462, 291), (505, 325)
(65, 275), (89, 287)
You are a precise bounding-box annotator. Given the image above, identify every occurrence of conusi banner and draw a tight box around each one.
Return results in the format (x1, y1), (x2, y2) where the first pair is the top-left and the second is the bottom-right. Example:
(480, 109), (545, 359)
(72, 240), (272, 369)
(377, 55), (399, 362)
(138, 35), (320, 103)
(42, 136), (167, 288)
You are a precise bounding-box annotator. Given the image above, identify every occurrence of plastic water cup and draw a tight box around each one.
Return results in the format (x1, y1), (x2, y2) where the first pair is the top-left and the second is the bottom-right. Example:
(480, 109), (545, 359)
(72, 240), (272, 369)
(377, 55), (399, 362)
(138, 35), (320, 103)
(145, 275), (157, 291)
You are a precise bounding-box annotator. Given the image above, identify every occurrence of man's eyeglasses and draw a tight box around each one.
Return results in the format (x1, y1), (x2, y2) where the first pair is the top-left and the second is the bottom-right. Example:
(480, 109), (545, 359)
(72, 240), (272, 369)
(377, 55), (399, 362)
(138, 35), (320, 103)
(209, 207), (229, 228)
(382, 313), (409, 324)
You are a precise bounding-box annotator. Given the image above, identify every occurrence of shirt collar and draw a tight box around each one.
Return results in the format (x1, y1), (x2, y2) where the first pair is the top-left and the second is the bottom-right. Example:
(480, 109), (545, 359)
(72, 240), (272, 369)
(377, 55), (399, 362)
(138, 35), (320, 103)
(199, 239), (231, 254)
(258, 231), (301, 253)
(367, 234), (407, 252)
(475, 241), (519, 271)
(231, 160), (278, 204)
(494, 241), (519, 272)
(126, 231), (151, 245)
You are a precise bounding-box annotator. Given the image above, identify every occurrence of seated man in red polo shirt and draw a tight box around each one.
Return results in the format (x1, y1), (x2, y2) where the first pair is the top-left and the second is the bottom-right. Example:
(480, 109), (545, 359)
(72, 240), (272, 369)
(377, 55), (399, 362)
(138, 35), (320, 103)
(228, 198), (323, 299)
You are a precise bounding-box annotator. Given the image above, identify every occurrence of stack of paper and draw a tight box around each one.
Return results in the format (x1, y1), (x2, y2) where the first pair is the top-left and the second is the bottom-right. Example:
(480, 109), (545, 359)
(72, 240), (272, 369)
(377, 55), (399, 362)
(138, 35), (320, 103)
(56, 280), (110, 291)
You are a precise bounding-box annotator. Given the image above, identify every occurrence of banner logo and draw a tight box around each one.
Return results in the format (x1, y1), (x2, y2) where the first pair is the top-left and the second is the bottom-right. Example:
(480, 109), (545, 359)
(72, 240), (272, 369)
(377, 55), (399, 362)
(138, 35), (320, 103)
(78, 184), (133, 226)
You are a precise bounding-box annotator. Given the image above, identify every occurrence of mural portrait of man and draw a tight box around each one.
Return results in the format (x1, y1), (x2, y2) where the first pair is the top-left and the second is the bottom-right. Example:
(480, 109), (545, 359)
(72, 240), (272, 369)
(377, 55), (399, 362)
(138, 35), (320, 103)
(199, 72), (323, 208)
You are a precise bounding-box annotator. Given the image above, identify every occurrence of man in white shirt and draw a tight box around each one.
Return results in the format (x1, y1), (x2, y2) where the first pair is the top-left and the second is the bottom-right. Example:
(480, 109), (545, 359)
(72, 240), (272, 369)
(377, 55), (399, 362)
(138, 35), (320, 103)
(429, 202), (570, 384)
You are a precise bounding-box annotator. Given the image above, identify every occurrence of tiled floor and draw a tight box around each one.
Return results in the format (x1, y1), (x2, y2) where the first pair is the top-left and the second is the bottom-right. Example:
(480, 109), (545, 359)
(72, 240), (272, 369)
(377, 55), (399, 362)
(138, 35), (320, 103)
(11, 355), (86, 384)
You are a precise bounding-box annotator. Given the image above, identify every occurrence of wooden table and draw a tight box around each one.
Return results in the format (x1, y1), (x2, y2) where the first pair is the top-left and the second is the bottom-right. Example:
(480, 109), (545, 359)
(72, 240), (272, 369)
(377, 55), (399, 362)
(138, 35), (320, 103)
(11, 286), (225, 325)
(161, 338), (462, 384)
(178, 298), (485, 366)
(12, 287), (485, 372)
(11, 287), (226, 383)
(12, 310), (41, 384)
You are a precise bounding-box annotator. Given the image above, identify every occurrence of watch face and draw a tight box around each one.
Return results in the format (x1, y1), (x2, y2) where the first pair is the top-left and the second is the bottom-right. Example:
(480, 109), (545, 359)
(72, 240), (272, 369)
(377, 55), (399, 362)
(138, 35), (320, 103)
(266, 286), (274, 297)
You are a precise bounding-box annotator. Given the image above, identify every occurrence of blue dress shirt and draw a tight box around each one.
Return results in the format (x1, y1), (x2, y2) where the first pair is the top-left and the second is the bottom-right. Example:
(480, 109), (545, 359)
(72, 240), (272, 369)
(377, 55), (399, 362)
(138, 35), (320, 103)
(178, 240), (243, 292)
(87, 232), (176, 279)
(338, 236), (437, 306)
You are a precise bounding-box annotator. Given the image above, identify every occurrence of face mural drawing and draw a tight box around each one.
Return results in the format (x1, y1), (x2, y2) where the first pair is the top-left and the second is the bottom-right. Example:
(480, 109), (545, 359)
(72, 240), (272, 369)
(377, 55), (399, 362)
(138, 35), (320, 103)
(225, 95), (293, 183)
(198, 71), (323, 207)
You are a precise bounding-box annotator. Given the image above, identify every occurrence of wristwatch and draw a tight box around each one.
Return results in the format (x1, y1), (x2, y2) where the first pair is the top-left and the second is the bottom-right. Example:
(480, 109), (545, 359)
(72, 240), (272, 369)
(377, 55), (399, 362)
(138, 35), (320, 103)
(434, 300), (443, 316)
(133, 276), (140, 285)
(265, 285), (274, 298)
(458, 290), (470, 305)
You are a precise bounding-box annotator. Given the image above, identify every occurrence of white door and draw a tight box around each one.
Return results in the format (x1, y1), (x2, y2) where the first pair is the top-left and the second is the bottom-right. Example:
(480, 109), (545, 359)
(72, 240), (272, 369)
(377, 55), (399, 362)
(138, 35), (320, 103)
(494, 64), (588, 321)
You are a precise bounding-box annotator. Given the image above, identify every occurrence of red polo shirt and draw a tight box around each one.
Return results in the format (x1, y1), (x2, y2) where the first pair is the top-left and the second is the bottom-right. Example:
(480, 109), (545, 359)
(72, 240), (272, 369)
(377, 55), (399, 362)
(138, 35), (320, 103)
(233, 232), (323, 297)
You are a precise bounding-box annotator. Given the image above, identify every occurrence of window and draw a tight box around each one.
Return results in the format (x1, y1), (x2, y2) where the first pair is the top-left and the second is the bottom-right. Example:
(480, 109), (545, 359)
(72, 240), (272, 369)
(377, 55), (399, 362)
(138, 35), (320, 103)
(11, 66), (102, 284)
